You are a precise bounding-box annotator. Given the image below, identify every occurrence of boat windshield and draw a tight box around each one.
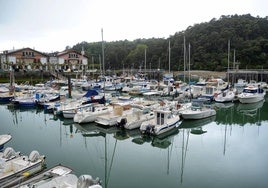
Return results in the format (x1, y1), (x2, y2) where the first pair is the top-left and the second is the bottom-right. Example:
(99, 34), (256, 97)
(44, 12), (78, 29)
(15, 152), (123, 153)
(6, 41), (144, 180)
(243, 89), (257, 93)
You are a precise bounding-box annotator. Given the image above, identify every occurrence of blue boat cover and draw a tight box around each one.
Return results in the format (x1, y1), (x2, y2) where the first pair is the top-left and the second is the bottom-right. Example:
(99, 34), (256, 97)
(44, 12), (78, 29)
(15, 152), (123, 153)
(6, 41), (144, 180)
(83, 89), (99, 97)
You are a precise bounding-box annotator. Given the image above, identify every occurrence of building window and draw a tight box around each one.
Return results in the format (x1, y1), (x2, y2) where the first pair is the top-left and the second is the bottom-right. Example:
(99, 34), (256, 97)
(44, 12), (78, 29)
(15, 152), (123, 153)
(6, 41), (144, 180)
(69, 53), (78, 58)
(22, 51), (35, 57)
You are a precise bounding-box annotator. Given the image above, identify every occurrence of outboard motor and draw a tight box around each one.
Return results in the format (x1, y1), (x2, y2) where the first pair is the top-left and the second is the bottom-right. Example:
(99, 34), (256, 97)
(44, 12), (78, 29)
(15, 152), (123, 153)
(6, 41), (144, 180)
(116, 118), (127, 128)
(29, 150), (40, 162)
(145, 125), (154, 134)
(77, 175), (101, 188)
(3, 147), (15, 159)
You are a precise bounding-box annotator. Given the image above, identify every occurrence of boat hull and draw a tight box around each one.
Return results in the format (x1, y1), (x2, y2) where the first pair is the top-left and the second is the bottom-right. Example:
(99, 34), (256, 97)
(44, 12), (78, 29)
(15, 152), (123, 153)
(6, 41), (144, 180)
(0, 134), (12, 151)
(214, 92), (235, 103)
(181, 109), (216, 120)
(140, 116), (180, 136)
(153, 119), (180, 135)
(123, 112), (155, 130)
(238, 94), (265, 104)
(0, 156), (45, 187)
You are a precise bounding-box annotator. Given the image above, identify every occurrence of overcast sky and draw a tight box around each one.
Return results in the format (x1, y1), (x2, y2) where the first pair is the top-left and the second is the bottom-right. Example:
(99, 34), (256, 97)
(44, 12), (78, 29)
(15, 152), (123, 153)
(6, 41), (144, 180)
(0, 0), (267, 52)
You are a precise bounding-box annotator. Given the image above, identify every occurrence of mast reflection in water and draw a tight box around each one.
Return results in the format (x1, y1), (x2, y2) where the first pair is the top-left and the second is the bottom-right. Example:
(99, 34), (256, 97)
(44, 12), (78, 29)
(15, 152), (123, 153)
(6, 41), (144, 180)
(1, 97), (268, 188)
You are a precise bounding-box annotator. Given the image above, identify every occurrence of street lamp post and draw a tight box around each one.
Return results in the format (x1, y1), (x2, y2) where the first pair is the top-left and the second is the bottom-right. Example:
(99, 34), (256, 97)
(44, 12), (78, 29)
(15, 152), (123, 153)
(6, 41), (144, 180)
(64, 69), (72, 99)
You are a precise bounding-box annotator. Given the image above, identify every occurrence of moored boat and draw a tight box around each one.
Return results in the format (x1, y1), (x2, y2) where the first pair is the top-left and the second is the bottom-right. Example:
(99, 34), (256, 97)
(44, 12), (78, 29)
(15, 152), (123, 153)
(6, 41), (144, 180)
(12, 164), (73, 188)
(0, 150), (45, 187)
(238, 86), (265, 104)
(140, 108), (181, 136)
(214, 85), (237, 103)
(95, 104), (131, 126)
(74, 105), (113, 124)
(116, 108), (155, 130)
(181, 99), (216, 120)
(0, 134), (12, 151)
(19, 173), (102, 188)
(0, 93), (14, 103)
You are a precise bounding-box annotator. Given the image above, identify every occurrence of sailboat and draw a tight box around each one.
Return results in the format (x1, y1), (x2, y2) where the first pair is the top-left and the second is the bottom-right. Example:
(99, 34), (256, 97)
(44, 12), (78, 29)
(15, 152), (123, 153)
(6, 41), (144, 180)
(214, 40), (237, 103)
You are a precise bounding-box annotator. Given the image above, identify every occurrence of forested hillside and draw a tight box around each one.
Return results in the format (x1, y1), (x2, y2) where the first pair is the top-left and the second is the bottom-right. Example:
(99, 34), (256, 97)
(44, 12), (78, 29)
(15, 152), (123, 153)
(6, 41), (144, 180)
(72, 14), (268, 72)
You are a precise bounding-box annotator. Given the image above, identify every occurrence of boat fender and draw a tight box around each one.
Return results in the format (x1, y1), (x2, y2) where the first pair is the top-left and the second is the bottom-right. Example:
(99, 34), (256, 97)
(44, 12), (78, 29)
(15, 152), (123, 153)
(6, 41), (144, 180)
(77, 175), (101, 188)
(89, 185), (102, 188)
(3, 147), (15, 159)
(29, 150), (40, 162)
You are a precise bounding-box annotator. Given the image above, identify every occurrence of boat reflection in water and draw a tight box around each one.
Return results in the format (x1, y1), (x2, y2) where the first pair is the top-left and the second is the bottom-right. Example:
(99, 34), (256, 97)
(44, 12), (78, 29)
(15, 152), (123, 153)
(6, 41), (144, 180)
(214, 102), (234, 110)
(73, 122), (118, 188)
(74, 123), (106, 138)
(237, 99), (264, 117)
(179, 115), (216, 135)
(113, 128), (140, 141)
(236, 99), (265, 126)
(132, 127), (179, 149)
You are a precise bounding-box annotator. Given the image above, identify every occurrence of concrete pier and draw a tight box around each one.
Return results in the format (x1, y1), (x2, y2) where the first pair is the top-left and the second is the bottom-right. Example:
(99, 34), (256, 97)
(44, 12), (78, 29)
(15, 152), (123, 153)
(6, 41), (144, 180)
(228, 69), (268, 84)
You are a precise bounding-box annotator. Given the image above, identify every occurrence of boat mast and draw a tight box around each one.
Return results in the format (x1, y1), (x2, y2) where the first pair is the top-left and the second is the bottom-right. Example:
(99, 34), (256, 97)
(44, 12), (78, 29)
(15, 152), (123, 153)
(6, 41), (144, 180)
(233, 49), (236, 70)
(188, 43), (191, 84)
(169, 39), (171, 73)
(183, 36), (186, 83)
(227, 39), (230, 84)
(101, 28), (105, 76)
(232, 49), (235, 84)
(99, 54), (102, 76)
(92, 56), (95, 79)
(145, 47), (147, 78)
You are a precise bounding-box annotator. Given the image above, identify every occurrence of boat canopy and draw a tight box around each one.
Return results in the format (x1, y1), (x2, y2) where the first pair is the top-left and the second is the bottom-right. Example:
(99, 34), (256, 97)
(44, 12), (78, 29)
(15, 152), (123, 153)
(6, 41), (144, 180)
(83, 89), (99, 97)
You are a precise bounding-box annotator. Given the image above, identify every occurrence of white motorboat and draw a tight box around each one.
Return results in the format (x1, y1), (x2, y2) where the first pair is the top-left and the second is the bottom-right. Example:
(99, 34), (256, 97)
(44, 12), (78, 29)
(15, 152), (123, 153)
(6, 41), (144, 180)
(140, 108), (181, 136)
(13, 164), (73, 188)
(199, 85), (218, 101)
(22, 173), (102, 188)
(54, 97), (92, 116)
(116, 108), (155, 130)
(62, 103), (93, 119)
(0, 92), (14, 103)
(238, 86), (266, 104)
(12, 95), (37, 107)
(214, 86), (237, 103)
(0, 134), (12, 151)
(0, 150), (45, 187)
(74, 105), (113, 124)
(95, 104), (132, 127)
(181, 99), (216, 120)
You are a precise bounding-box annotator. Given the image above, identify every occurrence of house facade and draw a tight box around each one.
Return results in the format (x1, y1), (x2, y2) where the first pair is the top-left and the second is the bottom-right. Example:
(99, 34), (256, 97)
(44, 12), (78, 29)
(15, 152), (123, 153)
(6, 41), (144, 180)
(0, 48), (89, 72)
(55, 49), (88, 72)
(0, 47), (48, 71)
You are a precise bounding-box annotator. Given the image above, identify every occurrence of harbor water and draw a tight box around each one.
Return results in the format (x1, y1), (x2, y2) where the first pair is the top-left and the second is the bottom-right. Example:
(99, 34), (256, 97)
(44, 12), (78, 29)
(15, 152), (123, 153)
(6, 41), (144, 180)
(1, 97), (268, 188)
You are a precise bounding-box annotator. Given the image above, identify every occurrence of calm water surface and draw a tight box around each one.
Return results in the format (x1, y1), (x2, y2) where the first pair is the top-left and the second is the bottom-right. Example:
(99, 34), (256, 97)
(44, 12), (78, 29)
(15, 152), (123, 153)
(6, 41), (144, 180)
(1, 97), (268, 188)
